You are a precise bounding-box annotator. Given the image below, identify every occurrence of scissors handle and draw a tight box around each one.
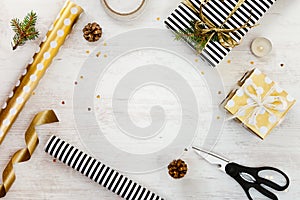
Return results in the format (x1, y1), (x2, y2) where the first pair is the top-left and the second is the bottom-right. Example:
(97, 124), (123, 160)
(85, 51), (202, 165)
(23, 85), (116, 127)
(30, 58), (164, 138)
(225, 162), (290, 200)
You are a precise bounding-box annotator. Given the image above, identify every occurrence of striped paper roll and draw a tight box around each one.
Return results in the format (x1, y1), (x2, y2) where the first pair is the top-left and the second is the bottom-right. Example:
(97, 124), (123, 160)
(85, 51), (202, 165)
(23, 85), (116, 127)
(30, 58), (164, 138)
(165, 0), (276, 66)
(44, 135), (164, 200)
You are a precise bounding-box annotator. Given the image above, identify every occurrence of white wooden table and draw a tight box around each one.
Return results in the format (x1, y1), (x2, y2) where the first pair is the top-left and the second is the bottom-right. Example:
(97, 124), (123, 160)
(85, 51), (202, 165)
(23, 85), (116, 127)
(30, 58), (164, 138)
(0, 0), (299, 199)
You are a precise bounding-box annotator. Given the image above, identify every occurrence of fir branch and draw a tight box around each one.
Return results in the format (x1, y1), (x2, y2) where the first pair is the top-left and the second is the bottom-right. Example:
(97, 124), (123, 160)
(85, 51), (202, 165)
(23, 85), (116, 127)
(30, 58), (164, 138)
(175, 20), (218, 53)
(10, 11), (39, 50)
(10, 18), (22, 33)
(23, 11), (38, 31)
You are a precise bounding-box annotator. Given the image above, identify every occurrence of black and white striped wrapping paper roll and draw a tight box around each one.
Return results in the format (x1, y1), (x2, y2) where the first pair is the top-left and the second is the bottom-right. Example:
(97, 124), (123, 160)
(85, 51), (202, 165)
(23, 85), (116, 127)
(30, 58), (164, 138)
(44, 135), (164, 200)
(165, 0), (276, 67)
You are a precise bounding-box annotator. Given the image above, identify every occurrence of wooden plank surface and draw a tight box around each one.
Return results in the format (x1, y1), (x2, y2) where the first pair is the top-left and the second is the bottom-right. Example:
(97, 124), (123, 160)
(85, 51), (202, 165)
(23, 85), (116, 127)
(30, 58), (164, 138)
(0, 0), (299, 199)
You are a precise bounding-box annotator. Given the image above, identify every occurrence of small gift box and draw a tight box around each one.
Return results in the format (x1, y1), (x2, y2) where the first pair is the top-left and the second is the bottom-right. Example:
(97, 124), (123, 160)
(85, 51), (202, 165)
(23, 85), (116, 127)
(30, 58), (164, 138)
(224, 68), (296, 139)
(165, 0), (276, 66)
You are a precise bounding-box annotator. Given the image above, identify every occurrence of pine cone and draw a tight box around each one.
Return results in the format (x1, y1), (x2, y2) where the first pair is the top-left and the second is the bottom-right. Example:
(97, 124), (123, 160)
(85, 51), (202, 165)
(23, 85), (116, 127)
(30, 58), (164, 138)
(168, 159), (188, 179)
(83, 22), (102, 42)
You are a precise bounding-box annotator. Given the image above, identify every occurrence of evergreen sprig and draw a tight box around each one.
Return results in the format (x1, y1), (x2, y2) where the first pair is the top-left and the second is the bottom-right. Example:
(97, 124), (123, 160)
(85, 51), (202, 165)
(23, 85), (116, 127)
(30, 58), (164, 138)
(10, 11), (39, 50)
(175, 20), (218, 53)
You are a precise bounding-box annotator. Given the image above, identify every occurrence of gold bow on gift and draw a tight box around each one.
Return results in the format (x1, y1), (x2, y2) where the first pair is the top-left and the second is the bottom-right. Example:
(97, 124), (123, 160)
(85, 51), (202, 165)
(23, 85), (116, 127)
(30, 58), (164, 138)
(182, 0), (255, 52)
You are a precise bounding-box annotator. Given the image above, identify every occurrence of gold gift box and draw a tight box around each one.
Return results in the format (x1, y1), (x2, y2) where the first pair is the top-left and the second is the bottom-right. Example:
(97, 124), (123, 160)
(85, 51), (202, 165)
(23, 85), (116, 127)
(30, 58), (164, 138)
(224, 68), (296, 139)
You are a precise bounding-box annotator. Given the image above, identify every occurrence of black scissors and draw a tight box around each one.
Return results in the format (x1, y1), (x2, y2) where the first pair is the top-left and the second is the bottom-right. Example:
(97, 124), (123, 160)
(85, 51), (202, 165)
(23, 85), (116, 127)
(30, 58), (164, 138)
(192, 146), (290, 200)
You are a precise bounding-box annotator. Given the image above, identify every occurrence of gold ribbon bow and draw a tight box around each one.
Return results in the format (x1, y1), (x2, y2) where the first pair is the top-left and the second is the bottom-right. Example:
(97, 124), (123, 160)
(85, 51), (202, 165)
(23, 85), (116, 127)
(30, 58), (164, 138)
(182, 0), (255, 52)
(0, 110), (59, 198)
(232, 82), (288, 129)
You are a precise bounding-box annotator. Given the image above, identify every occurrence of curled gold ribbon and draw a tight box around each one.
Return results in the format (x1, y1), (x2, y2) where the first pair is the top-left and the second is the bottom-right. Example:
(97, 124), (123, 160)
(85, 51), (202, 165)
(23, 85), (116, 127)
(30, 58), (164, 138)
(0, 110), (59, 198)
(182, 0), (255, 52)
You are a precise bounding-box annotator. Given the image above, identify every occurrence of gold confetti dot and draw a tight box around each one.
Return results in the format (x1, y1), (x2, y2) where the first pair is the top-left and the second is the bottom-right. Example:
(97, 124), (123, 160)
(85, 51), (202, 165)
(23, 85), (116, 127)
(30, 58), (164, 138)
(96, 52), (101, 57)
(80, 75), (83, 79)
(227, 60), (231, 64)
(216, 116), (220, 120)
(195, 59), (199, 62)
(96, 95), (101, 99)
(250, 61), (254, 65)
(32, 92), (35, 95)
(218, 91), (222, 94)
(104, 54), (107, 58)
(201, 71), (205, 75)
(156, 17), (160, 21)
(86, 50), (90, 54)
(103, 43), (107, 46)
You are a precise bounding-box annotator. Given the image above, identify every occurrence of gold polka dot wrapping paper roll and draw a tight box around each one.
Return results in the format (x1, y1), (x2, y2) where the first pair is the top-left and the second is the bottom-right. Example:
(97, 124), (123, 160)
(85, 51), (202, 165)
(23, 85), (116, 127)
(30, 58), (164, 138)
(0, 1), (83, 144)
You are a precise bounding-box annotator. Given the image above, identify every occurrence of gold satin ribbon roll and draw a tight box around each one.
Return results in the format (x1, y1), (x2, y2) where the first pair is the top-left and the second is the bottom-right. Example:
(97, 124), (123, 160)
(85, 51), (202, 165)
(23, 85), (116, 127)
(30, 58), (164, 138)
(101, 0), (146, 16)
(0, 110), (59, 198)
(101, 0), (147, 20)
(182, 0), (255, 53)
(0, 1), (83, 144)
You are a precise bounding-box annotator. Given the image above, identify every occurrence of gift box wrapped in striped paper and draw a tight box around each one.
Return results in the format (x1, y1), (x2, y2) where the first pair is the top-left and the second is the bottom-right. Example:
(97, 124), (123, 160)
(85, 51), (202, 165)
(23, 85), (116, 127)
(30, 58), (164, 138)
(165, 0), (276, 67)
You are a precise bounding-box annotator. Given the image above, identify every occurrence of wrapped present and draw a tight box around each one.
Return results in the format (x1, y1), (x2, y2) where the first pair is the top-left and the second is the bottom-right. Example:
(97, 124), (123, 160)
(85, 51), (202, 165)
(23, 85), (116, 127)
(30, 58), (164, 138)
(165, 0), (276, 66)
(224, 68), (296, 139)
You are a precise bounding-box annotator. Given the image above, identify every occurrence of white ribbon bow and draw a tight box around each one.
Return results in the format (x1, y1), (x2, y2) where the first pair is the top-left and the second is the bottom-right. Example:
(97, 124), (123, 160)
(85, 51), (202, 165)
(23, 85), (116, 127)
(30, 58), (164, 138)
(230, 81), (288, 128)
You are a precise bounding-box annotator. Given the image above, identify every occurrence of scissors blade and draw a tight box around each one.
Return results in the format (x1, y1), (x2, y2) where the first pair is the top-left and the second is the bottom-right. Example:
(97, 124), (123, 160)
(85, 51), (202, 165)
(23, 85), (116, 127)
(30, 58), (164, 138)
(192, 146), (229, 173)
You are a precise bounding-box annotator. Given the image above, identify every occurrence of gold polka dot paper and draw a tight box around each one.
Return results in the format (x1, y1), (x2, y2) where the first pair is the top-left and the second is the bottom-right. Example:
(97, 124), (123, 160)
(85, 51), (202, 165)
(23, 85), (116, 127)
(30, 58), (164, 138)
(225, 68), (296, 139)
(0, 1), (83, 144)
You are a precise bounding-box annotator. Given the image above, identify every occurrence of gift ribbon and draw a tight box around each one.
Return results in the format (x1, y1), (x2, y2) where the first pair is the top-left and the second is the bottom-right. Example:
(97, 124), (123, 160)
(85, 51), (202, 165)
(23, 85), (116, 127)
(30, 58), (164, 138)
(44, 135), (164, 200)
(101, 0), (146, 17)
(182, 0), (255, 52)
(0, 1), (83, 144)
(230, 82), (288, 129)
(0, 110), (59, 198)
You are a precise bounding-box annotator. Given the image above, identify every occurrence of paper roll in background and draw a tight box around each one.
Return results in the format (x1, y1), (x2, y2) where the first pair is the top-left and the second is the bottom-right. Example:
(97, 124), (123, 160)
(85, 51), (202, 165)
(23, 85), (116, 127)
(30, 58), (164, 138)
(0, 1), (83, 144)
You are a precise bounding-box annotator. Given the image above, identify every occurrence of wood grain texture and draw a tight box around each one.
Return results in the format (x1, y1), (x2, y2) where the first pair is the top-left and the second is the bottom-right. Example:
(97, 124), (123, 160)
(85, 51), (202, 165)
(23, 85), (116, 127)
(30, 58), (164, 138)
(0, 0), (300, 199)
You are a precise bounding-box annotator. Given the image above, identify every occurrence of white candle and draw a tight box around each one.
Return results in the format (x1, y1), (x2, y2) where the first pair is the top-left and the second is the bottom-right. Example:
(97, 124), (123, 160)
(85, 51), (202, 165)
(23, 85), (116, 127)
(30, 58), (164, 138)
(251, 37), (272, 57)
